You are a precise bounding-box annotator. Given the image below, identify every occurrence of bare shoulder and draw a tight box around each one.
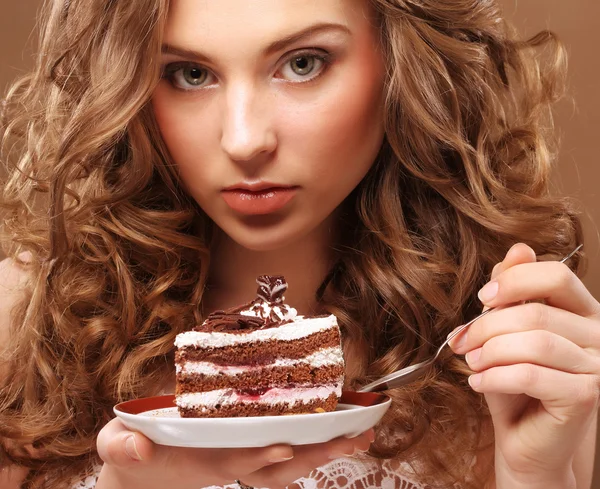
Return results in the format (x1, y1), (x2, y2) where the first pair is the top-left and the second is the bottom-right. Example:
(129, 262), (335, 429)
(0, 254), (32, 289)
(0, 255), (34, 488)
(0, 253), (33, 341)
(0, 466), (29, 489)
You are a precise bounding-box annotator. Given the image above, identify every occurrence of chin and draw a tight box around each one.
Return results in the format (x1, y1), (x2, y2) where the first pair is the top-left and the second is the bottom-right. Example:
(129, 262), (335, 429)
(222, 226), (303, 252)
(215, 214), (327, 252)
(231, 237), (294, 252)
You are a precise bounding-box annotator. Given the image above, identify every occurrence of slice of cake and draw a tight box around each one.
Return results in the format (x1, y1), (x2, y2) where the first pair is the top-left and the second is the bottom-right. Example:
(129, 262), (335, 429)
(174, 275), (345, 418)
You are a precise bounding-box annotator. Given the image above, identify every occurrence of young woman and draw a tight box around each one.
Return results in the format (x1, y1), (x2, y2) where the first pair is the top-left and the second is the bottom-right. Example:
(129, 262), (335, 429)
(1, 1), (598, 488)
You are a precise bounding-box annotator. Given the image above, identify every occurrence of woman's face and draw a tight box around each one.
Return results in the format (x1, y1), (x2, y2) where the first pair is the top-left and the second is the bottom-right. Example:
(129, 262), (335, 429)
(153, 0), (385, 251)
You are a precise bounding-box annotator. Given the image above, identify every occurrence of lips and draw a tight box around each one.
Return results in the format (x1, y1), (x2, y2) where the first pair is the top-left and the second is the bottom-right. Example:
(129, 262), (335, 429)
(221, 183), (298, 216)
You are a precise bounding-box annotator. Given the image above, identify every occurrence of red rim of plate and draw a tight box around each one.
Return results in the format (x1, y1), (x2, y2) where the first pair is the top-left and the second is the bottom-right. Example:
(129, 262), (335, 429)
(115, 390), (390, 416)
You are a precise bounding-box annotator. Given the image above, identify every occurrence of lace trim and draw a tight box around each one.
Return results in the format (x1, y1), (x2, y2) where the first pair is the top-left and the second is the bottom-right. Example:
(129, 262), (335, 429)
(71, 470), (102, 489)
(72, 457), (427, 489)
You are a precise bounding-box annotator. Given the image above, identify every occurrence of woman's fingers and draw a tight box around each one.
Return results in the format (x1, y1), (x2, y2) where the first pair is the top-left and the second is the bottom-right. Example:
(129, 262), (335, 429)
(469, 364), (599, 418)
(449, 243), (533, 345)
(452, 242), (600, 485)
(97, 419), (373, 489)
(470, 364), (599, 467)
(206, 445), (294, 482)
(451, 302), (599, 354)
(242, 430), (374, 489)
(491, 243), (537, 280)
(97, 418), (156, 467)
(478, 261), (600, 318)
(464, 330), (600, 375)
(97, 417), (295, 485)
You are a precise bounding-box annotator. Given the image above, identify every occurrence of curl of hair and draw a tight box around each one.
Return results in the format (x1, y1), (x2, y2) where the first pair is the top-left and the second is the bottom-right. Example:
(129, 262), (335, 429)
(0, 0), (584, 487)
(1, 0), (209, 487)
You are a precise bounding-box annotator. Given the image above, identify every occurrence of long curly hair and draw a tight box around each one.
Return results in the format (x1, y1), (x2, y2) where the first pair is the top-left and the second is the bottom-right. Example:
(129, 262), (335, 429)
(0, 0), (584, 487)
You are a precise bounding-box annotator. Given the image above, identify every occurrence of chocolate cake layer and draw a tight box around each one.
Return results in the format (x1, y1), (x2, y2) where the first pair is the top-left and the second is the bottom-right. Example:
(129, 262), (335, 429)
(176, 363), (345, 394)
(176, 328), (341, 365)
(178, 392), (339, 418)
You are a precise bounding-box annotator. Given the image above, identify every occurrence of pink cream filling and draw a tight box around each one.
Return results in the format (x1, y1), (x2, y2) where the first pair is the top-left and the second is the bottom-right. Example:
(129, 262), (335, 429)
(175, 383), (342, 409)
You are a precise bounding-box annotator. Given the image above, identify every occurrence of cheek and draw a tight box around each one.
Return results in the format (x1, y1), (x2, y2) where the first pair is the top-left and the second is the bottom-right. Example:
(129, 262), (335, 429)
(278, 72), (385, 183)
(151, 89), (219, 189)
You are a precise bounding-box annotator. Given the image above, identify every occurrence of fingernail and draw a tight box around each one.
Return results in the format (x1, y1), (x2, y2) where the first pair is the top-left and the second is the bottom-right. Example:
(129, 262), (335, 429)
(17, 251), (33, 263)
(468, 374), (482, 388)
(466, 348), (481, 365)
(447, 326), (460, 339)
(329, 451), (354, 460)
(448, 327), (467, 350)
(367, 430), (375, 443)
(125, 434), (143, 461)
(268, 453), (294, 464)
(478, 281), (498, 303)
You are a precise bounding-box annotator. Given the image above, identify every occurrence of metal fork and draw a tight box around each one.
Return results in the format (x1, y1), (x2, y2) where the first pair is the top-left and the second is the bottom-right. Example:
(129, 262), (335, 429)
(358, 244), (583, 393)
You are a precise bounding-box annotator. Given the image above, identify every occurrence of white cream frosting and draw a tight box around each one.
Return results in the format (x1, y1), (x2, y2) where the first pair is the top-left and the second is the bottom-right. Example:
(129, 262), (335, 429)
(239, 300), (297, 323)
(176, 347), (344, 375)
(175, 382), (343, 409)
(174, 314), (338, 349)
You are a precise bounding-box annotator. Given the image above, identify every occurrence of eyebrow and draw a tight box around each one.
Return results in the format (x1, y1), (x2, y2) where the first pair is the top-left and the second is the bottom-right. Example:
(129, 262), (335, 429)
(161, 22), (351, 62)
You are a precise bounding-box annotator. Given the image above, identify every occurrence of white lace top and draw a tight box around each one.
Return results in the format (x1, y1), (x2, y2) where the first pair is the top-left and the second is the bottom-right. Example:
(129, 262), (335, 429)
(72, 456), (427, 489)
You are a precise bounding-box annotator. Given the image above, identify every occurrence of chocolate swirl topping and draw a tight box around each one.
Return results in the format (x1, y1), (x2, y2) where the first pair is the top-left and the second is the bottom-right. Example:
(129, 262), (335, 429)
(256, 275), (287, 303)
(195, 275), (293, 333)
(196, 310), (265, 333)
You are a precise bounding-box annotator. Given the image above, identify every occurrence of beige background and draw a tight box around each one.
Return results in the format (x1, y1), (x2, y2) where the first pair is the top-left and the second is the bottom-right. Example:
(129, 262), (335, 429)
(1, 1), (599, 487)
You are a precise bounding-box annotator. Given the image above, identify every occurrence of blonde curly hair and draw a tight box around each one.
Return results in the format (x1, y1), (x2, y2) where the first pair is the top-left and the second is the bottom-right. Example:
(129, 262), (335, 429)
(0, 0), (583, 487)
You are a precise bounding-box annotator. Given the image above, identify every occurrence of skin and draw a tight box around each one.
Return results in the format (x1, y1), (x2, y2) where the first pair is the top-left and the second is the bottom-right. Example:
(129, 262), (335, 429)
(450, 244), (599, 489)
(1, 1), (598, 489)
(0, 258), (31, 488)
(152, 0), (386, 314)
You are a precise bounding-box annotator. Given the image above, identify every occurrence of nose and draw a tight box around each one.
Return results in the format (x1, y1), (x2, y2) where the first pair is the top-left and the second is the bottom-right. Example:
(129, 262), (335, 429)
(220, 82), (277, 163)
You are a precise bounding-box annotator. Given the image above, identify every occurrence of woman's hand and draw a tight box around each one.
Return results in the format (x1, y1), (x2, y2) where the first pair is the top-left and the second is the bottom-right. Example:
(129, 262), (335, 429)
(450, 243), (600, 489)
(96, 417), (373, 489)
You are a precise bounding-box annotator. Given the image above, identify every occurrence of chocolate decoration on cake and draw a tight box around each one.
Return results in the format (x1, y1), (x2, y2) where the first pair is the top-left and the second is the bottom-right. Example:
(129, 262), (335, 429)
(196, 311), (266, 333)
(197, 275), (293, 333)
(256, 275), (287, 304)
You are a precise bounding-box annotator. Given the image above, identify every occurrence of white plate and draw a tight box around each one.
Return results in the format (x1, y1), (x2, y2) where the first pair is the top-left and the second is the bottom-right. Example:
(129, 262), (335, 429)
(114, 391), (391, 448)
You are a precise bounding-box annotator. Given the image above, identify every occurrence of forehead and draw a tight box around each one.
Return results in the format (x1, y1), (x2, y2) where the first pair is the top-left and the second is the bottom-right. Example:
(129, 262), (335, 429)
(164, 0), (373, 47)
